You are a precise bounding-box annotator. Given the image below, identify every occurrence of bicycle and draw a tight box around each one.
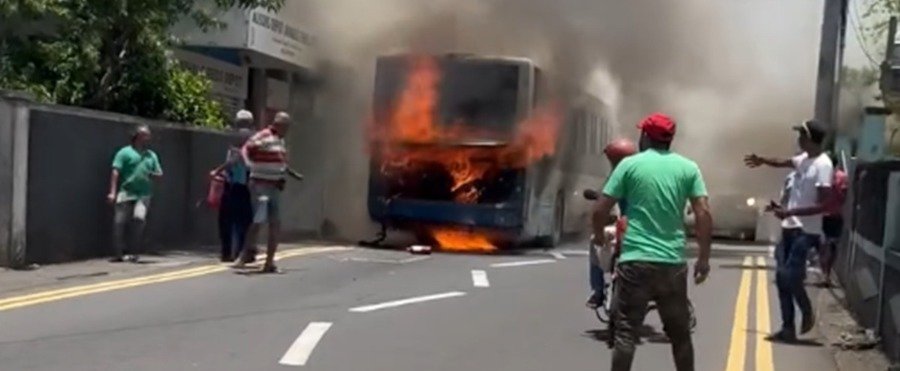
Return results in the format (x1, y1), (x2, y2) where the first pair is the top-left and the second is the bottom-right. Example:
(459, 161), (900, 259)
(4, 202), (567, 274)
(583, 190), (697, 349)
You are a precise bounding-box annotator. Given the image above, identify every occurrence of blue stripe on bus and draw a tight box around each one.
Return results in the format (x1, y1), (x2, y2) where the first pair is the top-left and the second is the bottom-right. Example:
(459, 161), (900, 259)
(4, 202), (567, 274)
(370, 199), (523, 229)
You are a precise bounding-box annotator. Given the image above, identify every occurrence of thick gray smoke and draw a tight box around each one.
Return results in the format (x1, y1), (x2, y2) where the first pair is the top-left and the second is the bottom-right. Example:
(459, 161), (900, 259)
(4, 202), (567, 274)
(296, 0), (823, 240)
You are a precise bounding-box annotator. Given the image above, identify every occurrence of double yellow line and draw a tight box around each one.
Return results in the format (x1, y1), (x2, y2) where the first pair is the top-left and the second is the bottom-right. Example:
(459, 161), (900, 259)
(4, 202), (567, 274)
(0, 247), (348, 312)
(726, 256), (775, 371)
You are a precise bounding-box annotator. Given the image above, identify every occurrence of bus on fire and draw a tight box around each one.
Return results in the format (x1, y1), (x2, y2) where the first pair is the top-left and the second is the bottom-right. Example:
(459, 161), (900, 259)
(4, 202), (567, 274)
(365, 53), (616, 250)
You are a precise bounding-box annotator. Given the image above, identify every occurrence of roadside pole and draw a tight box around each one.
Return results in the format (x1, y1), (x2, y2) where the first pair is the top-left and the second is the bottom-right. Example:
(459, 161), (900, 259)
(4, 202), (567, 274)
(814, 0), (849, 132)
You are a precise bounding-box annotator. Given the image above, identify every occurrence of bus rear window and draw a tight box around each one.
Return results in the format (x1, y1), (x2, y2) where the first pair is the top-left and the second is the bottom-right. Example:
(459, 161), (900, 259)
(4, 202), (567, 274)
(374, 58), (522, 134)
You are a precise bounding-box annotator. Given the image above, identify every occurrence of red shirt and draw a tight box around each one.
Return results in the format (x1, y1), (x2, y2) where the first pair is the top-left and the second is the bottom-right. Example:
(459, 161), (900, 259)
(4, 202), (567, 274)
(825, 169), (847, 216)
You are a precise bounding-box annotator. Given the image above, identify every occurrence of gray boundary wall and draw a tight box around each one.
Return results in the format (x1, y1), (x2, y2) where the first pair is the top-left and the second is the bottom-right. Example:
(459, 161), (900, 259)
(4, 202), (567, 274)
(836, 160), (900, 362)
(0, 97), (318, 266)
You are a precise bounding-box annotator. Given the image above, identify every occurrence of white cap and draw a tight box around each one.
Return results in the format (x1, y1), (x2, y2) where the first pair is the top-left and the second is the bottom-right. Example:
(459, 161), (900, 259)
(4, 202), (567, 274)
(235, 109), (253, 121)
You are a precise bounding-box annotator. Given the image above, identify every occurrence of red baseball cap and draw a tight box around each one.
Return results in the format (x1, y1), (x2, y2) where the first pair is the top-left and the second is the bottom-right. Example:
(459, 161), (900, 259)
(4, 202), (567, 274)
(637, 113), (676, 143)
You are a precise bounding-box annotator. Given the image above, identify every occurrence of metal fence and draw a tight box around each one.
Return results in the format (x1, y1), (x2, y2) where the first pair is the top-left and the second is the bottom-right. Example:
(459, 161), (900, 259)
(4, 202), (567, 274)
(836, 159), (900, 361)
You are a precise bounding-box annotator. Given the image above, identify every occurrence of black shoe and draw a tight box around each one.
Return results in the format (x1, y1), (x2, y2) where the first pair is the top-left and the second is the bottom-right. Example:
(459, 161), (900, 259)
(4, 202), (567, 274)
(586, 292), (604, 309)
(765, 330), (797, 343)
(109, 257), (125, 263)
(126, 255), (140, 263)
(260, 264), (281, 274)
(801, 311), (816, 334)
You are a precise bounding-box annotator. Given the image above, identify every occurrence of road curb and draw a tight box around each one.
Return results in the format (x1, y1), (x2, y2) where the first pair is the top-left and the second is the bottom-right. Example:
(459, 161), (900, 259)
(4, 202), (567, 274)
(0, 246), (350, 312)
(814, 283), (892, 370)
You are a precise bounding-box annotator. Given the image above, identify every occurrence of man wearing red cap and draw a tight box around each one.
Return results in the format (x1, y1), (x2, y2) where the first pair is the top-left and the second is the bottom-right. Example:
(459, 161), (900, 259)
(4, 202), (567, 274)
(592, 113), (713, 371)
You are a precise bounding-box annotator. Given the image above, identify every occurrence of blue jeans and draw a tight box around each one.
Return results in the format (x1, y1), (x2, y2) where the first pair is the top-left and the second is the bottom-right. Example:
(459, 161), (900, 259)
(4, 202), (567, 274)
(589, 242), (606, 294)
(775, 228), (818, 333)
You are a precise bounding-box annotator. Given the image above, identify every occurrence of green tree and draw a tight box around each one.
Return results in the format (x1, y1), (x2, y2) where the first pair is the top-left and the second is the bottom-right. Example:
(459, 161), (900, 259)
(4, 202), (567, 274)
(861, 0), (900, 52)
(0, 0), (284, 128)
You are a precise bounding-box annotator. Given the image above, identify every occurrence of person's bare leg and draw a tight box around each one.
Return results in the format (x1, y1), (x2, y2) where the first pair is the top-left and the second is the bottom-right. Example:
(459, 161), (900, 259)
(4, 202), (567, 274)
(263, 221), (280, 271)
(821, 240), (835, 285)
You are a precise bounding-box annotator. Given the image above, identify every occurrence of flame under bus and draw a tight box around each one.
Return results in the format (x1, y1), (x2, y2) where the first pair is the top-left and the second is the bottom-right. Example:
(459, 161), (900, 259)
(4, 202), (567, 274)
(366, 53), (615, 250)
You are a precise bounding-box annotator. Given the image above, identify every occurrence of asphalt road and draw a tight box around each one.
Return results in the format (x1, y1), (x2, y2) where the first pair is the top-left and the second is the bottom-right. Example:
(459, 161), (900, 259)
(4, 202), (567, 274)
(0, 241), (838, 371)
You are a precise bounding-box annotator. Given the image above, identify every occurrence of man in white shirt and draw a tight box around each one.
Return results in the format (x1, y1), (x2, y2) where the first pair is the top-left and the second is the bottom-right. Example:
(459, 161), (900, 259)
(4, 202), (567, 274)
(744, 120), (834, 342)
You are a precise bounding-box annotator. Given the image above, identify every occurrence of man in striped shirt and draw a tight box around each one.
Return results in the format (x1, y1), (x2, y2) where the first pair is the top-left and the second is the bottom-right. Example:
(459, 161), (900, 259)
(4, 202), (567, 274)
(235, 112), (303, 273)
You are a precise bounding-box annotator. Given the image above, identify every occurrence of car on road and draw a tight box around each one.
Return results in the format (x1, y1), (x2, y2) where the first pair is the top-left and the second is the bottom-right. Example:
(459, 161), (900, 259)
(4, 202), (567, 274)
(685, 192), (763, 241)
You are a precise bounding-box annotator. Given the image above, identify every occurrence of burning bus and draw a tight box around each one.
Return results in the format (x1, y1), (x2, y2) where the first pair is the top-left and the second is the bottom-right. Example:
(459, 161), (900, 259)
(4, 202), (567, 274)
(366, 53), (615, 251)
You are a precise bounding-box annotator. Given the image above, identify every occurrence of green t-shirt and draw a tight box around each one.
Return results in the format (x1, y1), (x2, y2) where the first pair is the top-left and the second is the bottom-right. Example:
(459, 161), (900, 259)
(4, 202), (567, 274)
(112, 145), (162, 201)
(602, 149), (707, 264)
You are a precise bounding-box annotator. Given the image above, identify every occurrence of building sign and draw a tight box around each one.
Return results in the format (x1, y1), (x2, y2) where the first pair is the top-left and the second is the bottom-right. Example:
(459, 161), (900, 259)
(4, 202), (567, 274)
(248, 10), (316, 69)
(173, 49), (248, 118)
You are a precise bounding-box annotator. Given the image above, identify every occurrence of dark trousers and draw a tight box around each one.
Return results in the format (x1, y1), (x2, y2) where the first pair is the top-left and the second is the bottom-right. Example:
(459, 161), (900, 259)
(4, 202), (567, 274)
(611, 262), (694, 371)
(218, 183), (252, 261)
(775, 228), (817, 334)
(113, 198), (150, 259)
(589, 243), (606, 293)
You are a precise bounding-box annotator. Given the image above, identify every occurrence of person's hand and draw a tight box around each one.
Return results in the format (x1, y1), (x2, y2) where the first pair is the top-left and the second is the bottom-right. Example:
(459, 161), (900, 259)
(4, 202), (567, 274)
(774, 208), (791, 220)
(288, 169), (304, 181)
(106, 192), (116, 205)
(694, 258), (710, 284)
(764, 201), (781, 213)
(744, 154), (763, 168)
(209, 170), (220, 179)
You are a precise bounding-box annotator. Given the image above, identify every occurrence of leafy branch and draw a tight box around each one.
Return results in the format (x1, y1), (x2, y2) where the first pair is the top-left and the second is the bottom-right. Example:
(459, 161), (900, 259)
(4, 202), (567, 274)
(0, 0), (284, 128)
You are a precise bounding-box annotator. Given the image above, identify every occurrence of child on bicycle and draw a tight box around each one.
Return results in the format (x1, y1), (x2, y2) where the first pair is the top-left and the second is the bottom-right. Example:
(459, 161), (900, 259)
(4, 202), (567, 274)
(587, 139), (637, 309)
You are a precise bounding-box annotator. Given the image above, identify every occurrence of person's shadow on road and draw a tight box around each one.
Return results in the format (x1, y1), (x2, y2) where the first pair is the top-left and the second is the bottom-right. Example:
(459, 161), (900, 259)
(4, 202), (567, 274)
(584, 324), (669, 345)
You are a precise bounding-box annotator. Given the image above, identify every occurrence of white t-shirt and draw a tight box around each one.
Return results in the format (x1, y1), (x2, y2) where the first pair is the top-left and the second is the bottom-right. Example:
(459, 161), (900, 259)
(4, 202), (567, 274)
(779, 171), (794, 206)
(781, 152), (834, 235)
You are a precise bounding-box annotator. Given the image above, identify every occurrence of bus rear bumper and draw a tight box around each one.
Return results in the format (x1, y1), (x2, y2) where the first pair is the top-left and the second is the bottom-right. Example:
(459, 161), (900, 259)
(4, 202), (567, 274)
(369, 198), (524, 231)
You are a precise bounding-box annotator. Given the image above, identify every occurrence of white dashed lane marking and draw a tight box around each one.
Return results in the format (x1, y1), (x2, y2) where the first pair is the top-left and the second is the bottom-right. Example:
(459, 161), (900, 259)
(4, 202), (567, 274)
(556, 250), (589, 257)
(471, 270), (489, 287)
(490, 259), (557, 268)
(348, 292), (467, 313)
(549, 252), (566, 260)
(279, 322), (333, 367)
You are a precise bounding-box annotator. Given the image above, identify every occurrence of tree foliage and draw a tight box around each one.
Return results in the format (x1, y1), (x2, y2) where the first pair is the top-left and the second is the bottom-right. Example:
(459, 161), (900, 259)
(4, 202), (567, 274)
(861, 0), (900, 54)
(842, 66), (880, 88)
(0, 0), (284, 128)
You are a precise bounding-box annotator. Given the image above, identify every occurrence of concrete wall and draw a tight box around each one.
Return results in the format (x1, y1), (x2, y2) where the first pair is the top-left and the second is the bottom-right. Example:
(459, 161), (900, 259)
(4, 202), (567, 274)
(22, 105), (235, 263)
(0, 100), (318, 266)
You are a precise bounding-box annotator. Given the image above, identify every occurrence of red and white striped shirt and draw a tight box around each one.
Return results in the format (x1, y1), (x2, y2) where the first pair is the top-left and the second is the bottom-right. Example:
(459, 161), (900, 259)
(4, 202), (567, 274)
(243, 127), (287, 183)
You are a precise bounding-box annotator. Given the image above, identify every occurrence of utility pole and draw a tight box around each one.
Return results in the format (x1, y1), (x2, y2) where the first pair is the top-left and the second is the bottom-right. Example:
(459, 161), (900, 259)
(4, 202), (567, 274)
(814, 0), (849, 132)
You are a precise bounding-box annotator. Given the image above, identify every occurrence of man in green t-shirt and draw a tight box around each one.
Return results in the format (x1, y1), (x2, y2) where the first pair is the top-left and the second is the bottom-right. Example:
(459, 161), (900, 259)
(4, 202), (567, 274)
(106, 125), (163, 263)
(591, 113), (713, 371)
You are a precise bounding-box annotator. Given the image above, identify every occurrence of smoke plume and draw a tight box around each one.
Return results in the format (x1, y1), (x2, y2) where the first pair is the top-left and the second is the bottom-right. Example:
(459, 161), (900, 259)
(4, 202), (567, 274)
(296, 0), (824, 240)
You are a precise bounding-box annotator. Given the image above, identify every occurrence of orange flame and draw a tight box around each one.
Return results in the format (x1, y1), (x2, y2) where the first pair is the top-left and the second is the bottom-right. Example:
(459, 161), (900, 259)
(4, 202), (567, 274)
(429, 228), (497, 252)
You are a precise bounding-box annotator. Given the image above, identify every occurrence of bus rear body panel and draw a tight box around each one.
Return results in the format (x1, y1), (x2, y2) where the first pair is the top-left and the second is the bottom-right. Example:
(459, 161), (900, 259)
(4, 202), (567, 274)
(366, 53), (617, 247)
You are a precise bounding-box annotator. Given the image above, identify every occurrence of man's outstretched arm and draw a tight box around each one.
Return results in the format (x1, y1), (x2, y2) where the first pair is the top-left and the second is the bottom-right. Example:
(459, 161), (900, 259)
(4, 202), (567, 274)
(744, 153), (794, 168)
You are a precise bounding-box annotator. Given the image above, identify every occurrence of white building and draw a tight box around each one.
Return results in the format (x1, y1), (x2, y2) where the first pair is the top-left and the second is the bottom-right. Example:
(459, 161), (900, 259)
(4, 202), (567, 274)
(173, 3), (319, 125)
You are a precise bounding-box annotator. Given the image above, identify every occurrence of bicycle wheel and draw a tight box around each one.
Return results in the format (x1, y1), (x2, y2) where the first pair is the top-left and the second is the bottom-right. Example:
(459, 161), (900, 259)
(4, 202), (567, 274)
(594, 306), (610, 324)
